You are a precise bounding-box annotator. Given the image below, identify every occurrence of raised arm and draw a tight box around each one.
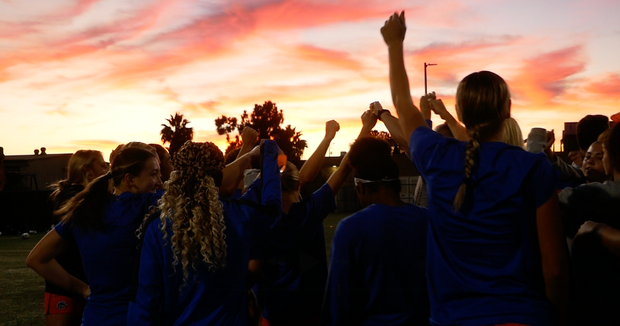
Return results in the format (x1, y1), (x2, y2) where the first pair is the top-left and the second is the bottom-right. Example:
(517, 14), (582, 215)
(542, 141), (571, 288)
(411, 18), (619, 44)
(236, 127), (259, 159)
(428, 96), (469, 141)
(220, 146), (259, 198)
(26, 230), (90, 299)
(298, 120), (340, 188)
(536, 193), (569, 325)
(327, 111), (375, 194)
(371, 101), (410, 152)
(381, 11), (428, 141)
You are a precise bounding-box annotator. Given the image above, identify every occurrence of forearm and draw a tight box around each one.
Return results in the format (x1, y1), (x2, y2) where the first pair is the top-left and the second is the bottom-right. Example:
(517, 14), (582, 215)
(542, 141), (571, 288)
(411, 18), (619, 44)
(597, 224), (620, 258)
(236, 143), (254, 159)
(220, 154), (251, 197)
(326, 152), (352, 194)
(382, 113), (410, 151)
(444, 114), (469, 141)
(387, 44), (426, 138)
(27, 256), (89, 298)
(299, 136), (333, 187)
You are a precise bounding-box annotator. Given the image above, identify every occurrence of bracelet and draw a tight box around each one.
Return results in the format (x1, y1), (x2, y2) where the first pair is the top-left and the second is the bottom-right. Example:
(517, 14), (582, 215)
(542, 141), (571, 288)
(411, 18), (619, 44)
(377, 109), (390, 120)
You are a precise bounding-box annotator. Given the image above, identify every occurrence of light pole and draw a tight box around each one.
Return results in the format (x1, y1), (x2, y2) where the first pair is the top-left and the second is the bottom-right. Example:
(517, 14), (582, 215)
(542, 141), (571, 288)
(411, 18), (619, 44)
(424, 62), (437, 95)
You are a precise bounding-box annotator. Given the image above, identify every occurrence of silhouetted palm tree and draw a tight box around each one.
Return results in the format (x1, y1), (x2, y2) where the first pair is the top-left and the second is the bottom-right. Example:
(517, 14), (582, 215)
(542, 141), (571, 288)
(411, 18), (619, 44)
(161, 113), (194, 159)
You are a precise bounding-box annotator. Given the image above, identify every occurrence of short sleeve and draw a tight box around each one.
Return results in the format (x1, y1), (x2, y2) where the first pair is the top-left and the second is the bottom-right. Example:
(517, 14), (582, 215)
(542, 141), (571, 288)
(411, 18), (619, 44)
(54, 221), (73, 239)
(306, 184), (336, 221)
(410, 127), (459, 177)
(530, 156), (558, 208)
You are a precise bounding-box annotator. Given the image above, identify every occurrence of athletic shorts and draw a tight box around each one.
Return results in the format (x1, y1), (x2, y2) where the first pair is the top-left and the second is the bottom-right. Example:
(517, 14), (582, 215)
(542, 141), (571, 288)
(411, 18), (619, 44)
(44, 292), (85, 315)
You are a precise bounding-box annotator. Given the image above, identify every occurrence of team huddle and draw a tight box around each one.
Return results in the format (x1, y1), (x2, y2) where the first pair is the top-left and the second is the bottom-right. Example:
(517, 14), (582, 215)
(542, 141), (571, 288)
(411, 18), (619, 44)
(25, 11), (620, 326)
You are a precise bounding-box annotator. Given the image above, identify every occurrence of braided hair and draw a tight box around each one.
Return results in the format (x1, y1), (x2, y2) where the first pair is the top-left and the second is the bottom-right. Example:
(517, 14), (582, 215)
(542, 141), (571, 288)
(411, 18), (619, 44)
(158, 141), (227, 283)
(453, 71), (511, 211)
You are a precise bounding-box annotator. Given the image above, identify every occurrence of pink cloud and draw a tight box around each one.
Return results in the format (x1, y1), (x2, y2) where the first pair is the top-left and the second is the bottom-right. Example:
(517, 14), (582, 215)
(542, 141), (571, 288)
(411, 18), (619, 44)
(408, 36), (522, 83)
(584, 73), (620, 98)
(510, 46), (586, 104)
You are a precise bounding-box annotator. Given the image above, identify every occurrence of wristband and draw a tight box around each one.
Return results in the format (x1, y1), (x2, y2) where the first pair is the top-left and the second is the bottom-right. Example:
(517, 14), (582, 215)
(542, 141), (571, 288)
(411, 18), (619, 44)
(377, 109), (390, 121)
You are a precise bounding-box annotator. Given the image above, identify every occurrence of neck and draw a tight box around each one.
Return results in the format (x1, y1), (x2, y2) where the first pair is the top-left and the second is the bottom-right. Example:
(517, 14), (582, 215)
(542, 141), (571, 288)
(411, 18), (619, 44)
(282, 191), (300, 214)
(368, 191), (406, 207)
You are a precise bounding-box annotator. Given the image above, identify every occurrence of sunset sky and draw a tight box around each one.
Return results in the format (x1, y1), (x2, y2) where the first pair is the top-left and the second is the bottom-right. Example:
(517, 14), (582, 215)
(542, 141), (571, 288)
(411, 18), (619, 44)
(1, 0), (619, 158)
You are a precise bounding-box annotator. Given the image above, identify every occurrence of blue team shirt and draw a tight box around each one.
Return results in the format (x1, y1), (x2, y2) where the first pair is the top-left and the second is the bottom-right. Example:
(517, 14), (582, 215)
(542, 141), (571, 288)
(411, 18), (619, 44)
(127, 140), (282, 325)
(257, 183), (336, 323)
(323, 203), (429, 325)
(55, 190), (163, 326)
(410, 127), (557, 326)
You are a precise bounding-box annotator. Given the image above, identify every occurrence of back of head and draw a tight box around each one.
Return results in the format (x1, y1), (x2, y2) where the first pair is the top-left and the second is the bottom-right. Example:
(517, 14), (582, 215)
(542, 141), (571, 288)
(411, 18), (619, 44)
(434, 123), (454, 138)
(159, 141), (227, 280)
(501, 117), (524, 148)
(454, 71), (511, 210)
(605, 124), (620, 174)
(281, 161), (300, 193)
(349, 137), (400, 193)
(51, 150), (104, 202)
(456, 71), (511, 140)
(577, 115), (609, 151)
(109, 141), (156, 163)
(58, 145), (157, 230)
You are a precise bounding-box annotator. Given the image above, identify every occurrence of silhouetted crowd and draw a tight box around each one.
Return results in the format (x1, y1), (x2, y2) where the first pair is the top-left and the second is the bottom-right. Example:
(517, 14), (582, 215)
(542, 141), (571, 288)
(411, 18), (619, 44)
(25, 11), (620, 326)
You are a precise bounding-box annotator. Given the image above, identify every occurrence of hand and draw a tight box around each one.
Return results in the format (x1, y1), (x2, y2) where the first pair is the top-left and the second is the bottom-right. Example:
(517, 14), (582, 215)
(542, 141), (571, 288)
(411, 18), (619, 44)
(574, 221), (604, 247)
(429, 98), (449, 120)
(361, 110), (377, 130)
(241, 127), (258, 147)
(380, 11), (406, 46)
(325, 120), (340, 140)
(82, 286), (91, 299)
(420, 92), (436, 120)
(369, 101), (383, 117)
(568, 150), (585, 168)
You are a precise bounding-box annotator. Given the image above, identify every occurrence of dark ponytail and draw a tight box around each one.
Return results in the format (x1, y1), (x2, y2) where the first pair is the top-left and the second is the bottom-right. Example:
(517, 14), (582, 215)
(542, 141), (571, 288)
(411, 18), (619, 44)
(56, 172), (113, 230)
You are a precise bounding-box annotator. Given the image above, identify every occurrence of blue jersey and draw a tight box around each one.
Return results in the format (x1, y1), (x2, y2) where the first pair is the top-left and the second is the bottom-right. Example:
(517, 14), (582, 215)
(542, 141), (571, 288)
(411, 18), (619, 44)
(55, 190), (163, 326)
(410, 127), (557, 326)
(257, 183), (336, 323)
(127, 140), (282, 325)
(323, 203), (429, 325)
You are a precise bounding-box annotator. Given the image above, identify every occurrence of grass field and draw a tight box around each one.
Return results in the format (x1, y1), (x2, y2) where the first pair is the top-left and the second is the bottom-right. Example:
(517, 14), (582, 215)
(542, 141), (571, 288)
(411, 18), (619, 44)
(0, 232), (46, 326)
(0, 212), (350, 325)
